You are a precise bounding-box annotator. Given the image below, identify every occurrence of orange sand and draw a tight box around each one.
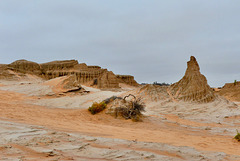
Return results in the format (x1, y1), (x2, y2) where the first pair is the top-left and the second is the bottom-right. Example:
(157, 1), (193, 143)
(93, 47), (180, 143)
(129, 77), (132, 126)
(0, 90), (239, 157)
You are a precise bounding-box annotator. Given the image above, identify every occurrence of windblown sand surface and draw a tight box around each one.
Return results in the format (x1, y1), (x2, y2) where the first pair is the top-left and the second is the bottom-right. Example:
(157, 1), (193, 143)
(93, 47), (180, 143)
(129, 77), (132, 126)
(0, 78), (240, 160)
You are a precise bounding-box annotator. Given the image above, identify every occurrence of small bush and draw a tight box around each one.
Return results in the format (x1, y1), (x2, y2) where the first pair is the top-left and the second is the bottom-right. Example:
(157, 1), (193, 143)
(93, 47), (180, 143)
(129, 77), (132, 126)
(153, 81), (170, 86)
(88, 101), (107, 115)
(103, 96), (122, 104)
(114, 94), (145, 122)
(234, 80), (237, 86)
(234, 130), (240, 141)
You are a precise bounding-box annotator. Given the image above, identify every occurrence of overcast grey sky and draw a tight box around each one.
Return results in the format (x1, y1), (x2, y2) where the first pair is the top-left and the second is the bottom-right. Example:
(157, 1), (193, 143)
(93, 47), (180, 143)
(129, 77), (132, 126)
(0, 0), (240, 87)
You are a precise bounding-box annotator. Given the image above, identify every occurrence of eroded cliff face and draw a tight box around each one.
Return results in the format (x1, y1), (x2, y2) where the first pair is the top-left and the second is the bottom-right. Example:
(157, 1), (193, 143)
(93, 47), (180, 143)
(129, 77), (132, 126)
(116, 75), (139, 86)
(1, 59), (138, 89)
(8, 59), (42, 75)
(169, 56), (215, 103)
(44, 70), (106, 84)
(97, 71), (120, 89)
(0, 64), (20, 80)
(40, 60), (107, 85)
(217, 81), (240, 102)
(40, 60), (78, 71)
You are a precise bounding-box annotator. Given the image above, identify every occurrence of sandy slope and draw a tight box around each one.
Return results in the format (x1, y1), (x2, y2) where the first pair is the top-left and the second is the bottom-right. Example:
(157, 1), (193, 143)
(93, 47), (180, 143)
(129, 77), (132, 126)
(33, 86), (125, 109)
(0, 78), (240, 160)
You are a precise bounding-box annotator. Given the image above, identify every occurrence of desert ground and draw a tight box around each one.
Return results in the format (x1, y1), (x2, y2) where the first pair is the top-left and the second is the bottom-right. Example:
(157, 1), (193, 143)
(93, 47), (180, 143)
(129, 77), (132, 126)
(0, 76), (240, 161)
(0, 58), (240, 161)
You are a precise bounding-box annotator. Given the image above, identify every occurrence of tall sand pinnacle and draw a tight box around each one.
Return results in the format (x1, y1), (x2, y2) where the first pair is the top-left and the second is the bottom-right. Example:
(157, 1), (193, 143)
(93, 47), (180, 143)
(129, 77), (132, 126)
(169, 56), (215, 103)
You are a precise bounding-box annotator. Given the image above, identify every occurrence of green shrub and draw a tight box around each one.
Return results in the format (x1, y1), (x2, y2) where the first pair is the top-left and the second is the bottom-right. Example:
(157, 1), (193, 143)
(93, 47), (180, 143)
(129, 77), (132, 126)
(234, 130), (240, 141)
(103, 96), (122, 104)
(234, 80), (237, 86)
(88, 101), (107, 115)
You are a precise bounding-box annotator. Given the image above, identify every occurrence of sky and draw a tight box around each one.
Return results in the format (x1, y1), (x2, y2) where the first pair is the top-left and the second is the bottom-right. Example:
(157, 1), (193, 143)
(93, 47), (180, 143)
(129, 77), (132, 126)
(0, 0), (240, 87)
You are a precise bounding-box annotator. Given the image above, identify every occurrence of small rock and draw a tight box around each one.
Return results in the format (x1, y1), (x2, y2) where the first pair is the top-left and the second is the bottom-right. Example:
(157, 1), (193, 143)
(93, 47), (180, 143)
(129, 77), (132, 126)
(145, 154), (155, 159)
(51, 131), (57, 135)
(46, 151), (56, 157)
(4, 145), (12, 148)
(132, 139), (137, 143)
(46, 92), (55, 96)
(205, 127), (211, 130)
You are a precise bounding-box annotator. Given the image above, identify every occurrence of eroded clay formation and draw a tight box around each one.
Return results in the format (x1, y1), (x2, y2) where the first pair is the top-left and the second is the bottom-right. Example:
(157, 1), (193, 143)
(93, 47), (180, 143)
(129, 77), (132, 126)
(217, 81), (240, 102)
(169, 56), (215, 103)
(116, 75), (138, 86)
(1, 59), (138, 89)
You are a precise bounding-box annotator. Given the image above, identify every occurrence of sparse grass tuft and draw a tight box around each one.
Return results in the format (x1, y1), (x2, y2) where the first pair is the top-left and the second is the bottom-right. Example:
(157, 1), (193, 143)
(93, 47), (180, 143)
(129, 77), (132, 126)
(234, 130), (240, 141)
(88, 101), (107, 115)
